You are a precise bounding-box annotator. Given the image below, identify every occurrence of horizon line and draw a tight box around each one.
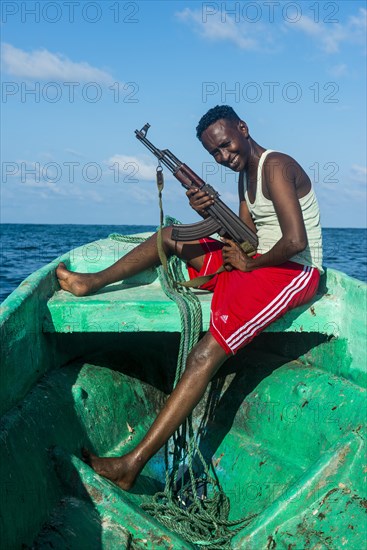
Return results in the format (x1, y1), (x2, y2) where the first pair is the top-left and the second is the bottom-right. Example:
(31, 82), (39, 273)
(1, 222), (366, 230)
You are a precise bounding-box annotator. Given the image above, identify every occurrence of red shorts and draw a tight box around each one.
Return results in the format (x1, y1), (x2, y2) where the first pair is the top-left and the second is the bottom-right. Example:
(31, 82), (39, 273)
(187, 238), (320, 355)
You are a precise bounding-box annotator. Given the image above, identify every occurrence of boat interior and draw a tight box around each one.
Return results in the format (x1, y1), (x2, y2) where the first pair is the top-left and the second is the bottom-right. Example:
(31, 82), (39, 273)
(1, 237), (366, 549)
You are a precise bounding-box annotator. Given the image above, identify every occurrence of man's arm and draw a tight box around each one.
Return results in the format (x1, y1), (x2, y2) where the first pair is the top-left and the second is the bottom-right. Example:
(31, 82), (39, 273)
(223, 155), (307, 271)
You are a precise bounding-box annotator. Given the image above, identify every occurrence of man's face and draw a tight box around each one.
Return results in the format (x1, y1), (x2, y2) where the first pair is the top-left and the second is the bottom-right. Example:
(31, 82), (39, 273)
(200, 118), (250, 172)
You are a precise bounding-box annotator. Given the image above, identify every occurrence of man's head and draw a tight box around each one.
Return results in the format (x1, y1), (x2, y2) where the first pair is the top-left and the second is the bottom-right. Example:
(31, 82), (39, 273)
(196, 105), (241, 141)
(196, 105), (250, 172)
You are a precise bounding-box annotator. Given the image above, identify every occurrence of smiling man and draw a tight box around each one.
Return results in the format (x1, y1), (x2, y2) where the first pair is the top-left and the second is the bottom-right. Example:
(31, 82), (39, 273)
(56, 105), (323, 490)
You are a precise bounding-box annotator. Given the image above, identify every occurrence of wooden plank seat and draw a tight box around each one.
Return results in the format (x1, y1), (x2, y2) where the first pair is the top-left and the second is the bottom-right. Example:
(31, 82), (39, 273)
(44, 237), (336, 335)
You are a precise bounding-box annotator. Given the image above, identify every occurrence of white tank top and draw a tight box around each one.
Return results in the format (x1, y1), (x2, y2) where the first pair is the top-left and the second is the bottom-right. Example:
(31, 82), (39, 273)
(244, 150), (324, 273)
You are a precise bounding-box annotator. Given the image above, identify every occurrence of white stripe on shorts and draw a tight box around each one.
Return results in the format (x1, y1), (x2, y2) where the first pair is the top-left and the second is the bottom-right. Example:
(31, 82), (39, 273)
(227, 266), (313, 352)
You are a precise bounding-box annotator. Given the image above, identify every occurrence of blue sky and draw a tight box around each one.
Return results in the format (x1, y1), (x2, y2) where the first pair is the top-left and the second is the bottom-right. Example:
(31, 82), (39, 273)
(1, 0), (366, 227)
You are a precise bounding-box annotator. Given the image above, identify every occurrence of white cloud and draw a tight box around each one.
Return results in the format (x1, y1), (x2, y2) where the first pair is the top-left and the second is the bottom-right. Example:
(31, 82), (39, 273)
(328, 64), (348, 78)
(106, 154), (175, 182)
(1, 42), (115, 83)
(175, 8), (268, 51)
(288, 8), (367, 54)
(127, 184), (159, 205)
(107, 154), (156, 181)
(2, 158), (104, 202)
(349, 8), (367, 34)
(175, 7), (366, 55)
(350, 164), (367, 184)
(65, 148), (85, 158)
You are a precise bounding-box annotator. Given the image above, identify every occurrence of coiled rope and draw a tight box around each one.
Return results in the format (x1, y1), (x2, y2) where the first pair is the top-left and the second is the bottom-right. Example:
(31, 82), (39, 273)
(109, 165), (255, 549)
(110, 221), (255, 548)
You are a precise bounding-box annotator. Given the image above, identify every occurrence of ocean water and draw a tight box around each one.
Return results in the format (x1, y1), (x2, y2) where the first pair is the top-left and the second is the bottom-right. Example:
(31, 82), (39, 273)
(1, 224), (366, 304)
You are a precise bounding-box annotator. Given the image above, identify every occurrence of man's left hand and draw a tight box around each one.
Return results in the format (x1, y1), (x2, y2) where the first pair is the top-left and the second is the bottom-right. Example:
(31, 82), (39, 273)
(221, 239), (254, 272)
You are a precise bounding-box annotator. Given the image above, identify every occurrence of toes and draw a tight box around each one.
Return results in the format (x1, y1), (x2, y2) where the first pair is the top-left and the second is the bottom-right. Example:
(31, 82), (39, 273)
(56, 262), (69, 279)
(58, 280), (68, 291)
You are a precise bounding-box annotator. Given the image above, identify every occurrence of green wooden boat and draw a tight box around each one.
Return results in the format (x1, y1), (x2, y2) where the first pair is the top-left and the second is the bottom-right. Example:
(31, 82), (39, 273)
(1, 233), (366, 549)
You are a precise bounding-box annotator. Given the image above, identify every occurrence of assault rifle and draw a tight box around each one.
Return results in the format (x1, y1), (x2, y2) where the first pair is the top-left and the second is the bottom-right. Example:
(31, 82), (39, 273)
(135, 123), (258, 254)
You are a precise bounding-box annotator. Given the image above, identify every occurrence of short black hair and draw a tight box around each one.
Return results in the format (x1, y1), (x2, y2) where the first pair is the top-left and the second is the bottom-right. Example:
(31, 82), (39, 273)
(196, 105), (240, 140)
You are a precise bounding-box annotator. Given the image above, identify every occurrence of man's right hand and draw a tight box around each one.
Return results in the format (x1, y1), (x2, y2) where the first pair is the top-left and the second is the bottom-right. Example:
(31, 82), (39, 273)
(186, 187), (215, 218)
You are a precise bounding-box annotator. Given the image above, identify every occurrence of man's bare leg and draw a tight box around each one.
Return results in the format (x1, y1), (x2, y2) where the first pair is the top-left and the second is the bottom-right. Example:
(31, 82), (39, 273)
(56, 227), (212, 296)
(83, 332), (227, 490)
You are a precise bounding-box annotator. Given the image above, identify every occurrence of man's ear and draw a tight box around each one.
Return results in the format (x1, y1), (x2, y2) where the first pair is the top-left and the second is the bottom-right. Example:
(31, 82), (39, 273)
(238, 120), (249, 137)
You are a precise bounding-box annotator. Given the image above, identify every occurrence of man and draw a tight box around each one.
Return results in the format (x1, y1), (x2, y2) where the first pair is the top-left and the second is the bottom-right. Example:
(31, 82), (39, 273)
(56, 105), (322, 490)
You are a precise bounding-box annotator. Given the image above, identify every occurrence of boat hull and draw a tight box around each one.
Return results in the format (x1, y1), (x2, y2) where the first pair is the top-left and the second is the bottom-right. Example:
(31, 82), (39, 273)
(1, 235), (366, 549)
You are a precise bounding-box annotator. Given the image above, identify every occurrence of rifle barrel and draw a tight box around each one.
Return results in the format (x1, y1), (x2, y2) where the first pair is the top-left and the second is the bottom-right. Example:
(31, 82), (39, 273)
(135, 126), (181, 173)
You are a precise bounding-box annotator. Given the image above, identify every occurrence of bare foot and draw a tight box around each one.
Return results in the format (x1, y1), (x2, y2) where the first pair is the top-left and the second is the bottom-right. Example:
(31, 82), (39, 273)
(82, 448), (141, 491)
(56, 262), (102, 296)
